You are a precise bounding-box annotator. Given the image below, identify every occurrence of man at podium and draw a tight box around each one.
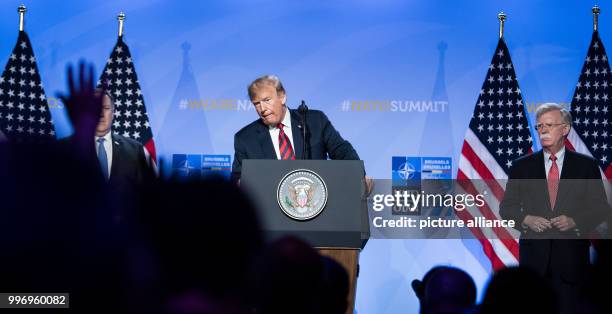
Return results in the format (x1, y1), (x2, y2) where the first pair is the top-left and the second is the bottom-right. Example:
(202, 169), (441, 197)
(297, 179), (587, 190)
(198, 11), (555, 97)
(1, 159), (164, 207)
(231, 75), (360, 184)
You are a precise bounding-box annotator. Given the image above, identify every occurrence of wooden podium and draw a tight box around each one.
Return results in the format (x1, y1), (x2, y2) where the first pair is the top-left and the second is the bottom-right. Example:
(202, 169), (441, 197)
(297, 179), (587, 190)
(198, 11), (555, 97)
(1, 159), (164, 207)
(318, 248), (360, 314)
(241, 160), (369, 314)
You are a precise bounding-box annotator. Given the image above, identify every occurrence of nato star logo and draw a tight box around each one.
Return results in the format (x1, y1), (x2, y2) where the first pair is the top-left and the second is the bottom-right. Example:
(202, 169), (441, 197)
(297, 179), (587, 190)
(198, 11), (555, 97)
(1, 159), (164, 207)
(172, 154), (202, 179)
(397, 162), (416, 180)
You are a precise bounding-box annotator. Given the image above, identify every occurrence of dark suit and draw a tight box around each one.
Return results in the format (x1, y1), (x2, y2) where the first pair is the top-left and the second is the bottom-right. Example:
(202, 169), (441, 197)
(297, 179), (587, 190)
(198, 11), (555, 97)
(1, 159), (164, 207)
(59, 133), (153, 188)
(500, 149), (608, 313)
(231, 108), (360, 182)
(56, 133), (153, 226)
(106, 133), (153, 188)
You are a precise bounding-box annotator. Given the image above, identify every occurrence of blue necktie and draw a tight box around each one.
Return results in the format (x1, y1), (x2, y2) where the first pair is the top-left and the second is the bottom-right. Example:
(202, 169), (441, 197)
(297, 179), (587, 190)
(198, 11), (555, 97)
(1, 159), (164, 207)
(97, 138), (109, 180)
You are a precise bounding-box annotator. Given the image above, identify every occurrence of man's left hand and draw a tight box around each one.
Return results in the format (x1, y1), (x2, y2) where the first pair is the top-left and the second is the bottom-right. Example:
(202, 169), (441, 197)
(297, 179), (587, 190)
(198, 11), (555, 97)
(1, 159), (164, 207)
(364, 176), (374, 197)
(550, 215), (576, 231)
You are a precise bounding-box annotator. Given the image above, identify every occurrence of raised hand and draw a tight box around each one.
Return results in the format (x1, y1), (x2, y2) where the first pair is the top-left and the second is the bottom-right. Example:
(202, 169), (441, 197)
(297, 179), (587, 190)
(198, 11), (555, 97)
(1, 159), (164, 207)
(56, 61), (104, 151)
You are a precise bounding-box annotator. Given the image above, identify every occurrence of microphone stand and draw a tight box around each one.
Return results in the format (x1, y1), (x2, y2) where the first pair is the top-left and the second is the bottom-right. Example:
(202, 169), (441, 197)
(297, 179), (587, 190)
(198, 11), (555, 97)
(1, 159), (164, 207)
(298, 100), (308, 159)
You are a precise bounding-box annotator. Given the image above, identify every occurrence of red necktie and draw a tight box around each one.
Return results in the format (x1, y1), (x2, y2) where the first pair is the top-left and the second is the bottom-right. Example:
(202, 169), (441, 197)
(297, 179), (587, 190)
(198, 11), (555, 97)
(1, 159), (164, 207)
(548, 154), (559, 210)
(277, 123), (295, 160)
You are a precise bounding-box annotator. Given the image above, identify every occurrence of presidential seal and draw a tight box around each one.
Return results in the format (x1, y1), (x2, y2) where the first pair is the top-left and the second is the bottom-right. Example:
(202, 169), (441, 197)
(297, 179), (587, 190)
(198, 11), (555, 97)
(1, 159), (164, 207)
(277, 169), (328, 221)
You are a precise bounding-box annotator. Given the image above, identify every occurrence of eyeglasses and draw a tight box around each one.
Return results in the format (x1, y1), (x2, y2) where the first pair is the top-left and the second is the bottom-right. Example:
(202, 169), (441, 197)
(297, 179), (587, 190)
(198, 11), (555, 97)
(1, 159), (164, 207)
(535, 123), (566, 131)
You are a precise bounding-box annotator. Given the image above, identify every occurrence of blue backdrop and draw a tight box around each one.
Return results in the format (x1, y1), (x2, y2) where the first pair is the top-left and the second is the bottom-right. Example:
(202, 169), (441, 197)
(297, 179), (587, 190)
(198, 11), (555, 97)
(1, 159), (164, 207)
(0, 1), (604, 312)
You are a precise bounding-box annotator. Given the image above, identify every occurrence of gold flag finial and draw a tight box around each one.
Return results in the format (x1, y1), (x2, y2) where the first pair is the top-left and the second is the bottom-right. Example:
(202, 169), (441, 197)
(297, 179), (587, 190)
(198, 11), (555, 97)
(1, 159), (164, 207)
(18, 4), (26, 32)
(498, 12), (507, 39)
(593, 5), (601, 32)
(117, 12), (126, 37)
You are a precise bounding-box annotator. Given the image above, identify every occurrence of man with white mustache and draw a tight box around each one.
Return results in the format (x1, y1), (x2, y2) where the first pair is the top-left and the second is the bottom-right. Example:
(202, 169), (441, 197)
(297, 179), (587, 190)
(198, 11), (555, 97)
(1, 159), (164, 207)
(500, 103), (609, 313)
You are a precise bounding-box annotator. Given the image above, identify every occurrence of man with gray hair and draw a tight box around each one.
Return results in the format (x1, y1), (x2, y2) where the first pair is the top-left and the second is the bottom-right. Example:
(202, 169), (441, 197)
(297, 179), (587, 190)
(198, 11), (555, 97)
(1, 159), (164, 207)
(500, 103), (608, 314)
(231, 75), (361, 183)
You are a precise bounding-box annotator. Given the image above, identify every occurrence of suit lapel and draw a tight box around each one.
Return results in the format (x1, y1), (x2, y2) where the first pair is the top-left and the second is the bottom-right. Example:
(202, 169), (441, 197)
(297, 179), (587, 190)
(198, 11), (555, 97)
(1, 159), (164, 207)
(255, 121), (277, 159)
(554, 150), (575, 211)
(110, 134), (121, 179)
(533, 151), (547, 179)
(559, 150), (575, 179)
(290, 109), (304, 160)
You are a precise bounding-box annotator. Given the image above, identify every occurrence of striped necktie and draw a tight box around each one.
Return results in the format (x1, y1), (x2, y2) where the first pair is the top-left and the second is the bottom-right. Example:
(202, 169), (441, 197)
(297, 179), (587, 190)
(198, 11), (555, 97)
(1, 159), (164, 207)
(277, 123), (295, 160)
(548, 154), (559, 210)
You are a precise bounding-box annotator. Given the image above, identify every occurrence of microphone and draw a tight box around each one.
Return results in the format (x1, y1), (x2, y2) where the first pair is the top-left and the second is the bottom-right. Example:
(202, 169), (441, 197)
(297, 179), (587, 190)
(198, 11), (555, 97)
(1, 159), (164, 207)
(298, 100), (308, 159)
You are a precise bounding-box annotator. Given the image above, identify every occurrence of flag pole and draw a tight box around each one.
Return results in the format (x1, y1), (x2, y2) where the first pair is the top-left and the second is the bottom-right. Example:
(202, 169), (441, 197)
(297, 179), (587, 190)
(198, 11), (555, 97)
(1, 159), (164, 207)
(118, 12), (125, 38)
(498, 12), (506, 39)
(18, 4), (26, 32)
(593, 5), (600, 32)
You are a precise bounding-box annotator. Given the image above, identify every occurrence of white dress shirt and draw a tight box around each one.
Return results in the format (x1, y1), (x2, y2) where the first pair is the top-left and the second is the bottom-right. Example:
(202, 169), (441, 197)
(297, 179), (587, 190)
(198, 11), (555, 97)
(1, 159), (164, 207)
(543, 146), (565, 179)
(268, 107), (295, 160)
(95, 131), (113, 177)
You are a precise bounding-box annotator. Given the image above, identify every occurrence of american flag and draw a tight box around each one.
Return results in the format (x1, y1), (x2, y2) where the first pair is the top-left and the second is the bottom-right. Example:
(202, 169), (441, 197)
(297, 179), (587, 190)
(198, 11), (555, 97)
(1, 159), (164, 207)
(567, 30), (612, 184)
(457, 38), (533, 270)
(0, 31), (55, 142)
(98, 36), (157, 164)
